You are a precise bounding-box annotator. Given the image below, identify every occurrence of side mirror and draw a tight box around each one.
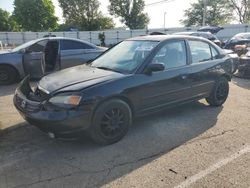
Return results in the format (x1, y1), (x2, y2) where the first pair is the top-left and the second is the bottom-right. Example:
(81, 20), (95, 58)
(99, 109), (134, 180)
(19, 48), (26, 54)
(145, 63), (165, 74)
(20, 48), (32, 54)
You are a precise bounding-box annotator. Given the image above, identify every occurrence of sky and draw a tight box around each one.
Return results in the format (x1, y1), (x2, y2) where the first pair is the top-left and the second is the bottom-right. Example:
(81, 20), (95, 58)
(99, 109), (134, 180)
(0, 0), (197, 29)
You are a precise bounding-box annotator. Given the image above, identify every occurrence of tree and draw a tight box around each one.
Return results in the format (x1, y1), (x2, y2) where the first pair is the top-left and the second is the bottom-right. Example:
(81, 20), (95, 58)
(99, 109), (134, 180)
(13, 0), (58, 31)
(98, 32), (106, 46)
(181, 0), (233, 27)
(228, 0), (250, 23)
(0, 8), (11, 31)
(109, 0), (149, 29)
(0, 8), (20, 31)
(58, 0), (115, 31)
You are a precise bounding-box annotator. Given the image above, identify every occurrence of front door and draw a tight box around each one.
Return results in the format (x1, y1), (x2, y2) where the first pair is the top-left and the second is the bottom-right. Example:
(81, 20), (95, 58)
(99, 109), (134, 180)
(23, 52), (45, 79)
(135, 40), (193, 115)
(23, 40), (48, 79)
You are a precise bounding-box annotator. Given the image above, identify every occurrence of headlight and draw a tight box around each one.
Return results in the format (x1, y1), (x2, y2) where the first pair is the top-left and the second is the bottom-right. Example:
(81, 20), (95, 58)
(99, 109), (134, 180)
(48, 94), (82, 108)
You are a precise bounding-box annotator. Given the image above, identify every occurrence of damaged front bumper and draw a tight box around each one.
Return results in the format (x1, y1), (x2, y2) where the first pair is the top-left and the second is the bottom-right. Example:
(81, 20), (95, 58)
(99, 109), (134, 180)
(13, 77), (92, 138)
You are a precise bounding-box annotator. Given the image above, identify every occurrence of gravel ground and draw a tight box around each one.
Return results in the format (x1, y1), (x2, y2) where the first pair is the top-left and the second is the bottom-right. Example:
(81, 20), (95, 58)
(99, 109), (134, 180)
(0, 77), (249, 188)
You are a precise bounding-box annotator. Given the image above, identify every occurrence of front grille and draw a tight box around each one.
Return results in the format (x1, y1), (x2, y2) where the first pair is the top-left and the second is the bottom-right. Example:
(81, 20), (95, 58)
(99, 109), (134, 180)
(15, 94), (41, 113)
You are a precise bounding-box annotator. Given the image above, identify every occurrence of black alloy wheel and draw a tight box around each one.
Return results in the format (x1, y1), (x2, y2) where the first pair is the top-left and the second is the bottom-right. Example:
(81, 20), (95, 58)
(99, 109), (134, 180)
(215, 81), (228, 101)
(100, 108), (126, 138)
(89, 99), (132, 145)
(206, 76), (229, 106)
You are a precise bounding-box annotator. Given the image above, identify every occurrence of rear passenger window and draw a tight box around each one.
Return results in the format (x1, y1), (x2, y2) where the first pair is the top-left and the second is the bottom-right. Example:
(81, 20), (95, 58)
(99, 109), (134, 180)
(60, 40), (94, 50)
(189, 40), (212, 63)
(152, 40), (187, 69)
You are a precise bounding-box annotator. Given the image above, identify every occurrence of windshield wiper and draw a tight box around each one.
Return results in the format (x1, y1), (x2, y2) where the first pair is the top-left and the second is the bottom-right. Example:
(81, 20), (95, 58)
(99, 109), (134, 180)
(96, 66), (123, 73)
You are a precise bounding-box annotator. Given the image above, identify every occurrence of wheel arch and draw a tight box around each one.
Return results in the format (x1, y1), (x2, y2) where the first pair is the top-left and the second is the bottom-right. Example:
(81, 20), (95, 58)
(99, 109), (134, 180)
(221, 73), (231, 81)
(93, 95), (135, 119)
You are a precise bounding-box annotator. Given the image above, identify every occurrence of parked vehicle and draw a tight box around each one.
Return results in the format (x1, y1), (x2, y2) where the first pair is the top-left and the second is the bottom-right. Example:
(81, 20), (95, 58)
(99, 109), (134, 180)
(14, 35), (232, 145)
(223, 49), (240, 74)
(224, 33), (250, 50)
(0, 37), (107, 85)
(173, 31), (222, 47)
(238, 50), (250, 77)
(197, 26), (224, 34)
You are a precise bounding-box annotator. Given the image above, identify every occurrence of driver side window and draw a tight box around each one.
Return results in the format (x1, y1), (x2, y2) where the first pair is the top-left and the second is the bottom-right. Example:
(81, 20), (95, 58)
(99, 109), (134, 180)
(27, 40), (48, 53)
(152, 40), (187, 70)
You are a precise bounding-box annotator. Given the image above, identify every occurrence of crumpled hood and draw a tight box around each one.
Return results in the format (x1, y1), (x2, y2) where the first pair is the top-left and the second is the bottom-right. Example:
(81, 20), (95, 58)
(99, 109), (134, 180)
(38, 65), (124, 94)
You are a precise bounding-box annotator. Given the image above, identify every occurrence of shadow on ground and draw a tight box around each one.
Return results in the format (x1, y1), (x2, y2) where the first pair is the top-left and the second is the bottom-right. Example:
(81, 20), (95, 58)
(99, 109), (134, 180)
(0, 101), (222, 188)
(232, 77), (250, 90)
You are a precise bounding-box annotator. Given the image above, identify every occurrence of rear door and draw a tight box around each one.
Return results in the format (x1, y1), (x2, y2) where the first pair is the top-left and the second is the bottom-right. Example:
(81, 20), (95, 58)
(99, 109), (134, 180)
(59, 40), (97, 69)
(135, 40), (193, 114)
(187, 40), (223, 98)
(23, 40), (48, 79)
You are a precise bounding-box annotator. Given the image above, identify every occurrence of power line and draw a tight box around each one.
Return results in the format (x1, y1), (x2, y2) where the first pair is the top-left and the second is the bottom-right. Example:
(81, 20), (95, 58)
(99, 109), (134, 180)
(145, 0), (177, 7)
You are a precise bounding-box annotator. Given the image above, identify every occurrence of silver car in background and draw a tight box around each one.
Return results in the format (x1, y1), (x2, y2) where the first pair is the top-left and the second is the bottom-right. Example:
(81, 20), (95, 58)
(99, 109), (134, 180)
(0, 37), (107, 85)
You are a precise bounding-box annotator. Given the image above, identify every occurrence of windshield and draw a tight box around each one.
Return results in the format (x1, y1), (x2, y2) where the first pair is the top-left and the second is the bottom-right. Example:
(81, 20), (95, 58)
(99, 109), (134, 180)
(11, 39), (42, 52)
(91, 40), (159, 74)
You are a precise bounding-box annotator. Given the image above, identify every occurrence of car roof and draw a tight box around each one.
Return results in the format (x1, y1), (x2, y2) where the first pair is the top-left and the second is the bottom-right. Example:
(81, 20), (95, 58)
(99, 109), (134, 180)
(233, 32), (250, 39)
(174, 31), (213, 35)
(29, 37), (97, 47)
(126, 34), (224, 54)
(126, 34), (212, 42)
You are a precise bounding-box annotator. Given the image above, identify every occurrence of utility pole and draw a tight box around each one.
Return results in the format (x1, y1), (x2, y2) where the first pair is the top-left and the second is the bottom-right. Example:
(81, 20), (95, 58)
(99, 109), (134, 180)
(164, 12), (167, 29)
(129, 0), (134, 14)
(202, 0), (208, 26)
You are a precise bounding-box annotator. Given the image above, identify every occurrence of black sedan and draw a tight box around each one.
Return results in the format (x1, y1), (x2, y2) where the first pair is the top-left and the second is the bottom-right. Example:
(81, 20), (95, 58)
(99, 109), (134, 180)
(224, 32), (250, 50)
(14, 35), (232, 145)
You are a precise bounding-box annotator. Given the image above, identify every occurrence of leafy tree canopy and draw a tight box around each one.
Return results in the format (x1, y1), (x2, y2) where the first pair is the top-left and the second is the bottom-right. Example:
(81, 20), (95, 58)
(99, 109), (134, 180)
(0, 8), (20, 31)
(13, 0), (58, 32)
(109, 0), (149, 29)
(181, 0), (233, 27)
(228, 0), (250, 24)
(58, 0), (115, 31)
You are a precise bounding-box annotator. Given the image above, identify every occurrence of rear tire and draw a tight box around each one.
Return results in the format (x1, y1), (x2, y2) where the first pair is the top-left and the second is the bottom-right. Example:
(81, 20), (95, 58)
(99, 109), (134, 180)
(0, 65), (19, 85)
(206, 77), (229, 107)
(89, 99), (132, 145)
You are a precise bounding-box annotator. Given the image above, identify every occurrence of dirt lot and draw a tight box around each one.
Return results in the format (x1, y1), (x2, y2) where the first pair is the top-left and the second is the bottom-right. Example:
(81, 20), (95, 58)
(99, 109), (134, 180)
(0, 77), (250, 188)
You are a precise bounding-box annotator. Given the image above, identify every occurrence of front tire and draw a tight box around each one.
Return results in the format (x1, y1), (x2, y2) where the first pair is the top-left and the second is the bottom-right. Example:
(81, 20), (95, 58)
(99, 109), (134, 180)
(206, 77), (229, 107)
(89, 99), (132, 145)
(0, 65), (19, 85)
